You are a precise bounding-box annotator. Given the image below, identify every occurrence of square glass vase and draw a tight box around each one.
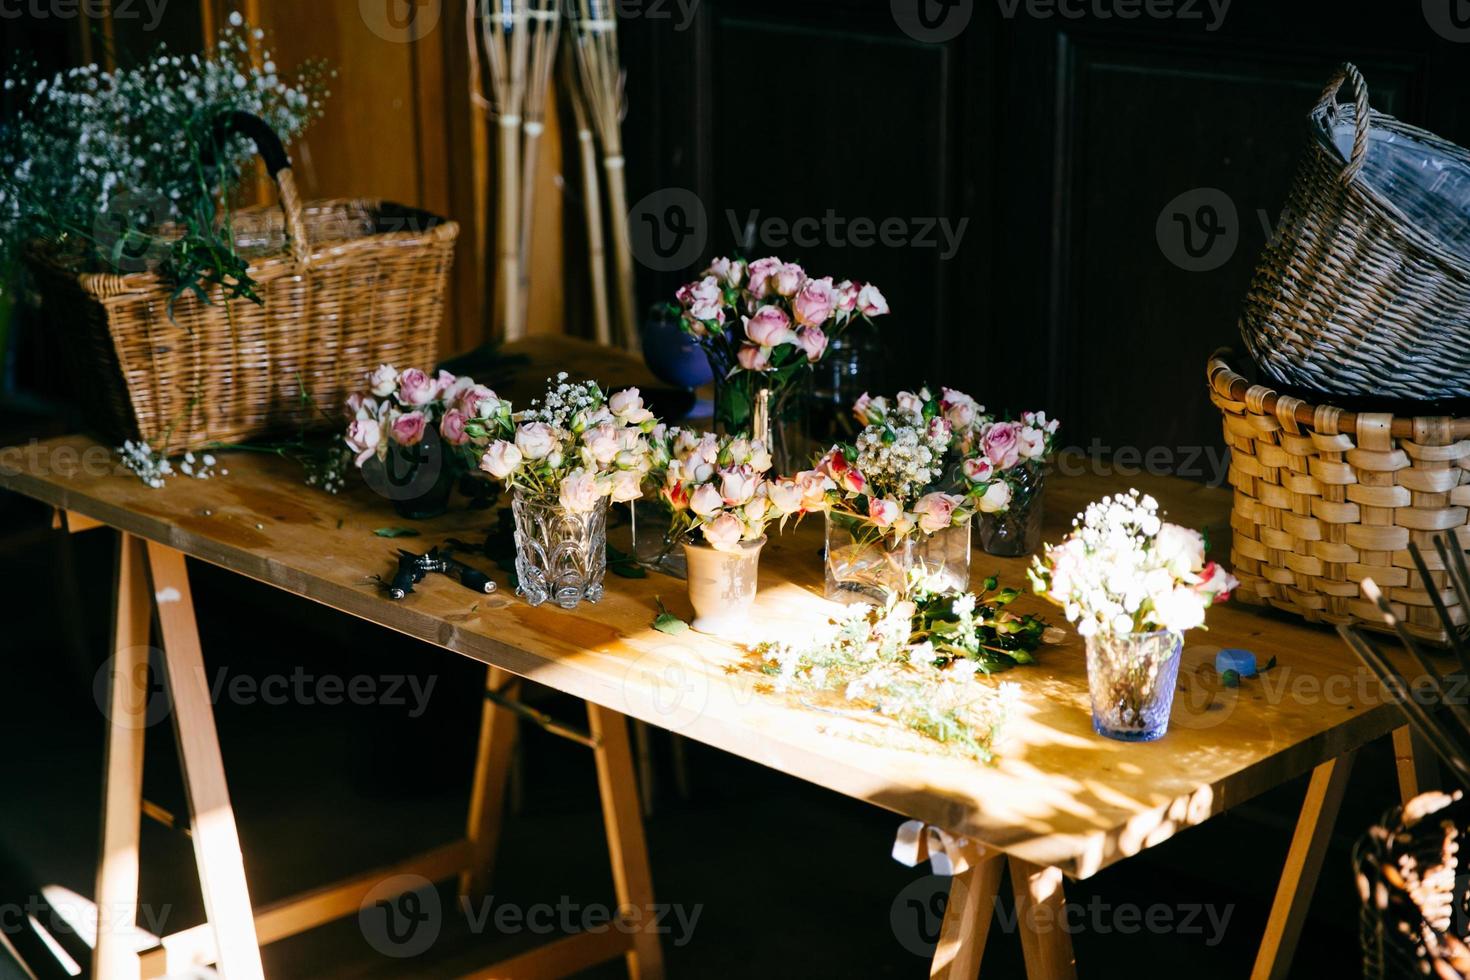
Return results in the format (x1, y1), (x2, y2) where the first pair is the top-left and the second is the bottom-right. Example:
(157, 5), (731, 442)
(823, 512), (971, 604)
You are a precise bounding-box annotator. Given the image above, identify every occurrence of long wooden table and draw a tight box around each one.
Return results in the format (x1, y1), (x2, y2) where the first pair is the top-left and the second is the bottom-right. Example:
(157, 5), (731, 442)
(0, 432), (1430, 979)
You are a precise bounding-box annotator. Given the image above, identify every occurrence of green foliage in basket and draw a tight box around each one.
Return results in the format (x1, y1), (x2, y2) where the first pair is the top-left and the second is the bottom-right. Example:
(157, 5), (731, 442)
(0, 14), (330, 308)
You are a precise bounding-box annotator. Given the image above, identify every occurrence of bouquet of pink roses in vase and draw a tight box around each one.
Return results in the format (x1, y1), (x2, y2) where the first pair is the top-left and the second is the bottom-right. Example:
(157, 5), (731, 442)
(818, 386), (1012, 604)
(342, 364), (499, 519)
(959, 409), (1062, 558)
(468, 374), (658, 609)
(648, 429), (823, 637)
(1029, 490), (1237, 742)
(670, 256), (890, 470)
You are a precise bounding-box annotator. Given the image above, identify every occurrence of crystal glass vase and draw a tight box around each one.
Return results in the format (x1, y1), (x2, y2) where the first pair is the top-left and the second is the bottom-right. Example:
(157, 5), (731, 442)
(978, 466), (1045, 558)
(824, 514), (971, 603)
(1085, 629), (1184, 742)
(511, 490), (609, 609)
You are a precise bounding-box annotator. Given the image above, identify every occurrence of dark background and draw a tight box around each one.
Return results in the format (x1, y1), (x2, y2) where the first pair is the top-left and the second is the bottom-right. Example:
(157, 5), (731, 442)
(2, 1), (1467, 977)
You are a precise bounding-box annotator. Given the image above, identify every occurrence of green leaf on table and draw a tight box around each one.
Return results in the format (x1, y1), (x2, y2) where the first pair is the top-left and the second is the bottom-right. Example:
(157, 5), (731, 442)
(374, 527), (421, 538)
(1221, 669), (1240, 688)
(607, 543), (648, 579)
(652, 596), (688, 635)
(1262, 655), (1278, 673)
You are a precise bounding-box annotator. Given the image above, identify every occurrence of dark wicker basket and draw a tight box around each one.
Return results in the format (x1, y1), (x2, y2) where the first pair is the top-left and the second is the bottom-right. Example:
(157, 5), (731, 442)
(1241, 63), (1470, 401)
(1356, 791), (1470, 979)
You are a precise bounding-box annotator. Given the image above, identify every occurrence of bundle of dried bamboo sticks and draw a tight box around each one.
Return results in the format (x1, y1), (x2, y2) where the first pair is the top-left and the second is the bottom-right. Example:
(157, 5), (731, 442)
(468, 0), (638, 350)
(568, 0), (639, 353)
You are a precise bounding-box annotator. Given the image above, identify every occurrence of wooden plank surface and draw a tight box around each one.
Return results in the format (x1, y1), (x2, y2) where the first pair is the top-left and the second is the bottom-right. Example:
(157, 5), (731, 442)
(0, 433), (1410, 879)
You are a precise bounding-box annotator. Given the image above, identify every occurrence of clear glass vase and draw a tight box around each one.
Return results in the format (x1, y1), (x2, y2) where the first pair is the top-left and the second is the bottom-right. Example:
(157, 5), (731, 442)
(630, 497), (687, 579)
(511, 490), (609, 609)
(1085, 630), (1184, 742)
(916, 521), (972, 594)
(824, 514), (971, 603)
(978, 465), (1045, 558)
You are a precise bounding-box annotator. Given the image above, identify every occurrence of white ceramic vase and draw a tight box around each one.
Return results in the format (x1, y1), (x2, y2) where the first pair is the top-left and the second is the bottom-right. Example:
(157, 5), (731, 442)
(682, 537), (766, 639)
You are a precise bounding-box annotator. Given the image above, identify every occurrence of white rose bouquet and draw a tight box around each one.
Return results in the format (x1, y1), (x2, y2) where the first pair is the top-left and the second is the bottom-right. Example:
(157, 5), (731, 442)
(649, 428), (817, 552)
(1029, 490), (1238, 637)
(470, 374), (657, 513)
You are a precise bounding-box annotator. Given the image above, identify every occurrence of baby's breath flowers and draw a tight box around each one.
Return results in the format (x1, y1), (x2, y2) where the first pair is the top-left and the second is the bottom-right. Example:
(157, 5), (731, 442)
(118, 442), (224, 489)
(756, 573), (1058, 760)
(1029, 490), (1238, 637)
(0, 16), (330, 300)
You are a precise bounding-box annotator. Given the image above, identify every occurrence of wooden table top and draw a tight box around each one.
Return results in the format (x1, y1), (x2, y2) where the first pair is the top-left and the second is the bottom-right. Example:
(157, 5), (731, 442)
(0, 429), (1412, 879)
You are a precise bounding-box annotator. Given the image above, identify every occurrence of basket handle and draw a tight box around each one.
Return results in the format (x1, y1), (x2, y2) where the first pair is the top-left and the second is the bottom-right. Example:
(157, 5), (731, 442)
(207, 110), (311, 268)
(1314, 62), (1372, 184)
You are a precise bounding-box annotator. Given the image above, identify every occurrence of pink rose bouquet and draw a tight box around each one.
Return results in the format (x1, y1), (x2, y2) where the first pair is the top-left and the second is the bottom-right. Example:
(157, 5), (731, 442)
(820, 386), (1013, 543)
(643, 428), (823, 553)
(670, 255), (890, 456)
(343, 363), (495, 481)
(467, 374), (658, 513)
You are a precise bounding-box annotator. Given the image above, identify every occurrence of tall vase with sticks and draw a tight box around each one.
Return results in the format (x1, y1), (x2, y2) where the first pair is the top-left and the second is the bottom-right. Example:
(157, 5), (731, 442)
(570, 0), (639, 353)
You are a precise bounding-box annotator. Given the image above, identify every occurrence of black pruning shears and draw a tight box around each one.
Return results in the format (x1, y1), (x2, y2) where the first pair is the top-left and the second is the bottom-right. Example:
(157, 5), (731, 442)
(387, 547), (497, 600)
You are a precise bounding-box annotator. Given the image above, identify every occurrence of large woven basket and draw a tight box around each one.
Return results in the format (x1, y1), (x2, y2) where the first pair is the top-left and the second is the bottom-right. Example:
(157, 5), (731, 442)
(1208, 350), (1470, 644)
(1240, 63), (1470, 401)
(1356, 791), (1470, 979)
(26, 112), (457, 453)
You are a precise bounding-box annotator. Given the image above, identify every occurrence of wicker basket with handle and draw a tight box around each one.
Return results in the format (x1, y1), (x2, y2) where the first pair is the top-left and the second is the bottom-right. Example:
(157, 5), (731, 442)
(25, 111), (458, 453)
(1240, 63), (1470, 401)
(1208, 350), (1470, 644)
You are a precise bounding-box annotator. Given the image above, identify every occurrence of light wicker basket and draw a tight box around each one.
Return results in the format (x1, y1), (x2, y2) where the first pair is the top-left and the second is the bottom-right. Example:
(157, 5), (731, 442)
(1240, 63), (1470, 401)
(25, 112), (457, 453)
(1208, 350), (1470, 645)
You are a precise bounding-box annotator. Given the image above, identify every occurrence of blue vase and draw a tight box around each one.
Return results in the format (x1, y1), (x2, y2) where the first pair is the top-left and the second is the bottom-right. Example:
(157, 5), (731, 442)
(641, 312), (714, 392)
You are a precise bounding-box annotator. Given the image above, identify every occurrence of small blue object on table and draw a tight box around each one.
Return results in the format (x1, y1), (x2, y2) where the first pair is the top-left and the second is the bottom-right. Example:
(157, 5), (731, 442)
(1215, 648), (1258, 678)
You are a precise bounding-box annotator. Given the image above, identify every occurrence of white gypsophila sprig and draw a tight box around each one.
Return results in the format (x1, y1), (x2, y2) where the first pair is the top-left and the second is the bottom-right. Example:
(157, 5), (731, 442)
(0, 17), (330, 282)
(118, 442), (224, 489)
